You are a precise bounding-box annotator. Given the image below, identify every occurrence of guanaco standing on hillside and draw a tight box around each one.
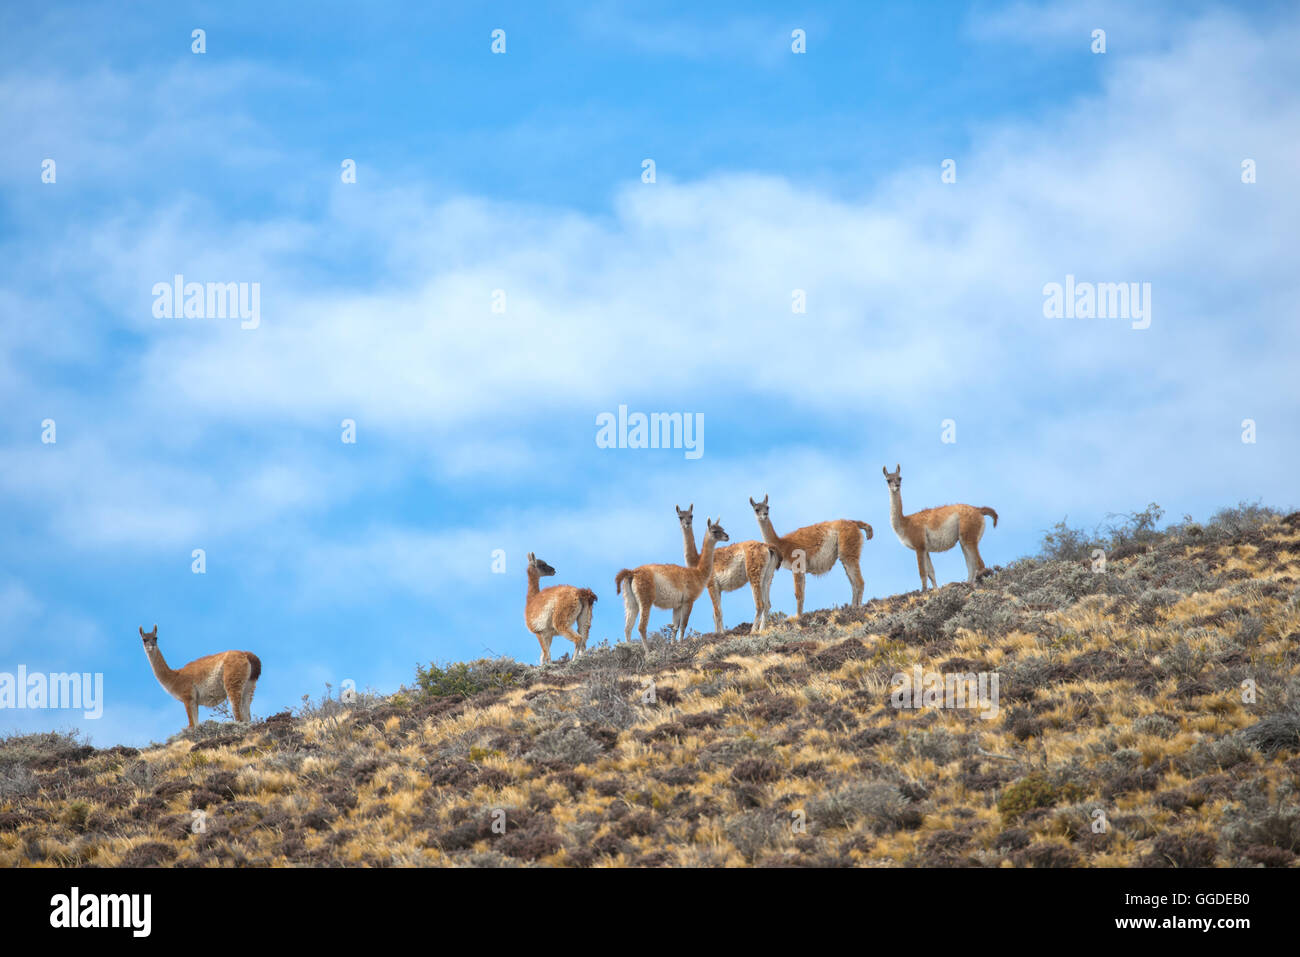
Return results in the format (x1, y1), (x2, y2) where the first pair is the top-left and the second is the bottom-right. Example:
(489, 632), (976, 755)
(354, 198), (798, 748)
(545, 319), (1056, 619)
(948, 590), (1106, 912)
(748, 495), (873, 617)
(616, 518), (729, 643)
(139, 625), (261, 729)
(882, 464), (998, 591)
(525, 553), (597, 665)
(676, 504), (781, 633)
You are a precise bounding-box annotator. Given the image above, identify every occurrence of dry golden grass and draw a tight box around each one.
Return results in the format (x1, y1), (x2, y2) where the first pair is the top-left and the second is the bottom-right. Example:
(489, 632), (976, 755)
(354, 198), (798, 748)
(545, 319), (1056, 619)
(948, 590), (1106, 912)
(2, 513), (1299, 867)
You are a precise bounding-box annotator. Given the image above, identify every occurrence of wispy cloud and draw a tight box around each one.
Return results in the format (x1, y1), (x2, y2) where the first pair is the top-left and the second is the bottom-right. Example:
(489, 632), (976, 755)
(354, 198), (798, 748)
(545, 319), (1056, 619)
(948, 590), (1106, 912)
(578, 3), (810, 65)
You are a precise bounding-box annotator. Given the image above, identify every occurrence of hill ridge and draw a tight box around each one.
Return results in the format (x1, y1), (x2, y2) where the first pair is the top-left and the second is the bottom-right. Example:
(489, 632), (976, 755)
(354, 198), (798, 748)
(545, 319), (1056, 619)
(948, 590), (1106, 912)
(2, 508), (1298, 867)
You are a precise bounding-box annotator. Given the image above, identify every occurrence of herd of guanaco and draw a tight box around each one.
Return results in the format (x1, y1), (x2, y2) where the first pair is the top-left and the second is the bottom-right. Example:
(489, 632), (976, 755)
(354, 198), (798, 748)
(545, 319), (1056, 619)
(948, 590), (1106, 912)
(527, 465), (998, 665)
(142, 463), (998, 725)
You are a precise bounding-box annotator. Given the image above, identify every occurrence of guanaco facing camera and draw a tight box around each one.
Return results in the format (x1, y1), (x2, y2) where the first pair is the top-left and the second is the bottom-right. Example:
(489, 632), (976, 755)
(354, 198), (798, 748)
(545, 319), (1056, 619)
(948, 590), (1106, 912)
(139, 625), (261, 728)
(882, 464), (998, 591)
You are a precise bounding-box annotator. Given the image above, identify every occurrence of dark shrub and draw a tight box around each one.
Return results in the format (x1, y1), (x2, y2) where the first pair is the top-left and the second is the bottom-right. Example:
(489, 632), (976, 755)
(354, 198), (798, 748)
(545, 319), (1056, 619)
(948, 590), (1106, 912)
(1241, 845), (1295, 867)
(1241, 712), (1300, 756)
(1010, 843), (1080, 867)
(1141, 832), (1217, 868)
(994, 828), (1031, 851)
(1038, 520), (1095, 562)
(121, 842), (179, 867)
(732, 758), (781, 784)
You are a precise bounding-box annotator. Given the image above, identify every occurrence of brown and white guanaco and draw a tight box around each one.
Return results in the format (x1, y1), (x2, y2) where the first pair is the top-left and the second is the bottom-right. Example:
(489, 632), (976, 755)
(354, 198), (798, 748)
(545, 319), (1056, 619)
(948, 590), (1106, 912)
(676, 504), (780, 633)
(749, 495), (872, 617)
(139, 625), (261, 728)
(882, 464), (998, 591)
(616, 518), (729, 643)
(525, 553), (597, 665)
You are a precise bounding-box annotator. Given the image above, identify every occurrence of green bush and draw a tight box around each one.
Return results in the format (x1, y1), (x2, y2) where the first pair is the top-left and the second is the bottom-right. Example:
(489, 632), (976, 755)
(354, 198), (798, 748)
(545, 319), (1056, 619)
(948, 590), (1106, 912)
(998, 774), (1060, 821)
(414, 657), (526, 698)
(1038, 518), (1095, 562)
(1039, 503), (1169, 561)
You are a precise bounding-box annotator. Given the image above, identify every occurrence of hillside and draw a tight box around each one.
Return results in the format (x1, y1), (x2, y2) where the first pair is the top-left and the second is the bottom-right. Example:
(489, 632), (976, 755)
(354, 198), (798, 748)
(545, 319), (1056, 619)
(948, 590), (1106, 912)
(3, 507), (1299, 867)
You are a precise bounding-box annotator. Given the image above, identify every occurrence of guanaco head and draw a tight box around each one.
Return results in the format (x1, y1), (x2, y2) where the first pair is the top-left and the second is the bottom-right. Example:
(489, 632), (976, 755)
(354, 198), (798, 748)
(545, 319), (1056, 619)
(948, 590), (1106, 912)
(748, 494), (769, 522)
(527, 553), (556, 577)
(675, 503), (694, 532)
(705, 518), (729, 543)
(882, 464), (902, 493)
(139, 624), (158, 649)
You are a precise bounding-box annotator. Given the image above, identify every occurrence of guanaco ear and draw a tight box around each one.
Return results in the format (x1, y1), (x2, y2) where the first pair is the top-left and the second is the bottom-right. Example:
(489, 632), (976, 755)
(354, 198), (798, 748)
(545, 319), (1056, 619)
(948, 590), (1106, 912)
(762, 494), (768, 505)
(139, 625), (145, 638)
(749, 496), (756, 507)
(895, 463), (900, 473)
(882, 466), (888, 477)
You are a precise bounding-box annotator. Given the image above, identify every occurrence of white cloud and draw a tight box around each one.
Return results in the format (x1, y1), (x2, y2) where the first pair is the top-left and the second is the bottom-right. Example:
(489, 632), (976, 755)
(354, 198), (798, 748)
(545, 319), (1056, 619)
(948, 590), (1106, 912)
(87, 20), (1294, 444)
(0, 4), (1294, 601)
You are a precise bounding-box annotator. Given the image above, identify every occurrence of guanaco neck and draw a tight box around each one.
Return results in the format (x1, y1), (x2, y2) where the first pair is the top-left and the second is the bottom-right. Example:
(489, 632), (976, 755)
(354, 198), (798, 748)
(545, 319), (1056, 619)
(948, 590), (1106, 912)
(695, 534), (719, 575)
(526, 566), (541, 600)
(888, 488), (906, 535)
(755, 512), (783, 550)
(144, 644), (177, 686)
(682, 524), (700, 566)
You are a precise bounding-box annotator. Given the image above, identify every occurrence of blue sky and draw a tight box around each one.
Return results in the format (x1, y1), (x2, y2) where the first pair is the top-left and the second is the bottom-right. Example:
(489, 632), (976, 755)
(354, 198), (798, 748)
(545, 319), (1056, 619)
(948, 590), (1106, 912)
(2, 0), (1296, 746)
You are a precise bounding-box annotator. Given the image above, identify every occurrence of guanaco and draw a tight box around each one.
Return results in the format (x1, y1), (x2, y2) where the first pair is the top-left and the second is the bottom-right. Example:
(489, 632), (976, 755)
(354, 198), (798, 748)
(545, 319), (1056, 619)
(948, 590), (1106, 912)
(676, 504), (780, 633)
(749, 495), (872, 616)
(616, 518), (729, 643)
(139, 625), (261, 728)
(882, 464), (998, 591)
(525, 553), (597, 665)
